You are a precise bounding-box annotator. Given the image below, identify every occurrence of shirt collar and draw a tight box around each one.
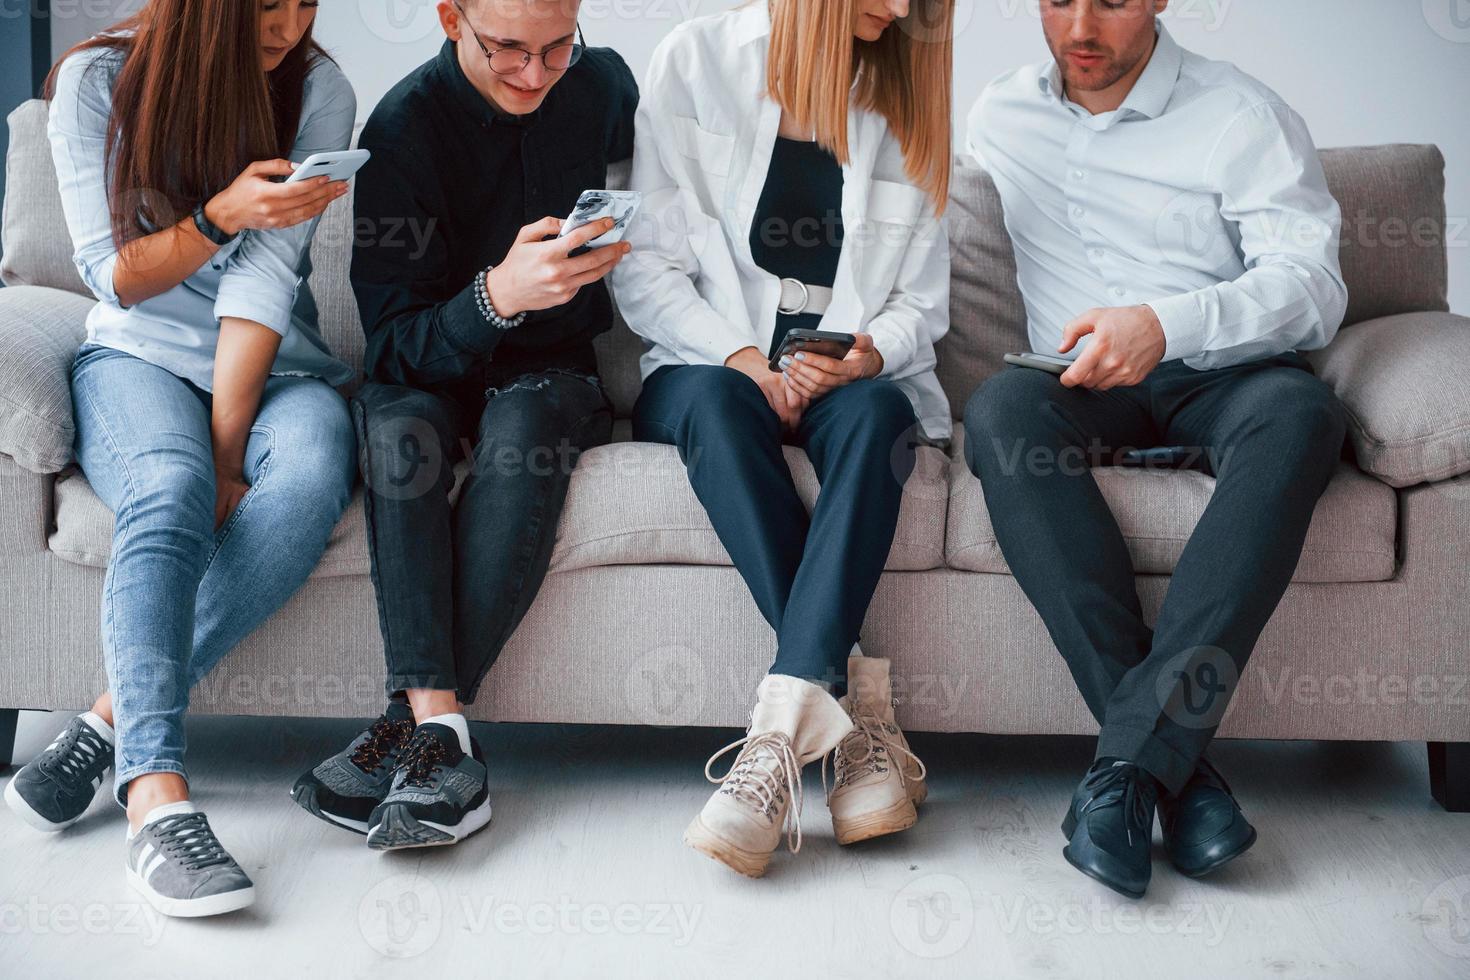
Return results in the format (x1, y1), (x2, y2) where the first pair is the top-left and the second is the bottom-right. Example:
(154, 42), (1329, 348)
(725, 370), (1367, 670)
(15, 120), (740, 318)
(1037, 20), (1181, 121)
(437, 39), (544, 130)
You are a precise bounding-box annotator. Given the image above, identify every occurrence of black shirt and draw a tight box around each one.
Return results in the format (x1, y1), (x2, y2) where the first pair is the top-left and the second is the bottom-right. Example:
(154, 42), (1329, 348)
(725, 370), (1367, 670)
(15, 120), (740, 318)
(351, 41), (637, 392)
(749, 137), (845, 358)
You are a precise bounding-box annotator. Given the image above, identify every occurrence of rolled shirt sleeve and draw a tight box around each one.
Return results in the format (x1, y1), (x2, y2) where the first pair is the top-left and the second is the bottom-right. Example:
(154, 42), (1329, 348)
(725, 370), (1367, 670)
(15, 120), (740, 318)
(47, 49), (126, 307)
(212, 60), (357, 335)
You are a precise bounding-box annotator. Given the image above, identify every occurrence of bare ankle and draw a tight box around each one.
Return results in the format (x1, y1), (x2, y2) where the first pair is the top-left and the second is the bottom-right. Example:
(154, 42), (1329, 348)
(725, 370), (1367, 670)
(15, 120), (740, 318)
(90, 692), (114, 728)
(125, 773), (189, 832)
(406, 689), (462, 725)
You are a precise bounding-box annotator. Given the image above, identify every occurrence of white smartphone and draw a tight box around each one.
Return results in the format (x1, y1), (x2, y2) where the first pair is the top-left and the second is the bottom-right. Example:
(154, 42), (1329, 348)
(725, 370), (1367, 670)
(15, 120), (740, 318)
(559, 189), (643, 255)
(1003, 352), (1075, 375)
(285, 149), (371, 184)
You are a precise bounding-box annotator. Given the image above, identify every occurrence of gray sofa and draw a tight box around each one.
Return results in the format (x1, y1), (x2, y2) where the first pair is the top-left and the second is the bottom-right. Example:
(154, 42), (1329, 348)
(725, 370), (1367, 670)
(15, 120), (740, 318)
(2, 99), (1467, 809)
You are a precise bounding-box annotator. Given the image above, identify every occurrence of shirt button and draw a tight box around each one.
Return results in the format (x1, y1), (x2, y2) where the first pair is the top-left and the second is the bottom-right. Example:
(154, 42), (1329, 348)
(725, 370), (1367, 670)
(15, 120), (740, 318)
(1071, 170), (1086, 180)
(1112, 287), (1126, 298)
(1091, 249), (1104, 260)
(1072, 206), (1085, 218)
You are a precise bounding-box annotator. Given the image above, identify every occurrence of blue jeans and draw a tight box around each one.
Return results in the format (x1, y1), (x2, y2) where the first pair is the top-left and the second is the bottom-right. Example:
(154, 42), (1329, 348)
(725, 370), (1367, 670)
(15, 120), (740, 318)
(70, 345), (356, 804)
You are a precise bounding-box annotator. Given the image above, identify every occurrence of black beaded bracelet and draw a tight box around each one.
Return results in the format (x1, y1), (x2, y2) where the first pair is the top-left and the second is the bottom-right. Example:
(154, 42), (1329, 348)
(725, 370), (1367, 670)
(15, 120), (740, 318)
(476, 267), (527, 330)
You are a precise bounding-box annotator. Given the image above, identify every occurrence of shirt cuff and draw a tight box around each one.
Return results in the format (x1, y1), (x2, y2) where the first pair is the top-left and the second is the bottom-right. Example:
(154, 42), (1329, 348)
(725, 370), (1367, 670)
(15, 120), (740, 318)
(442, 275), (506, 357)
(863, 318), (916, 378)
(1144, 293), (1207, 363)
(214, 276), (298, 337)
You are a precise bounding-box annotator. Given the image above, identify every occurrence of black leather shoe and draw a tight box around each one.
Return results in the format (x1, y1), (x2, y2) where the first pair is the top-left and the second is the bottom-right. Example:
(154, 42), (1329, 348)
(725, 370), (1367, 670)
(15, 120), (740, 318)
(1061, 759), (1158, 899)
(1157, 757), (1256, 877)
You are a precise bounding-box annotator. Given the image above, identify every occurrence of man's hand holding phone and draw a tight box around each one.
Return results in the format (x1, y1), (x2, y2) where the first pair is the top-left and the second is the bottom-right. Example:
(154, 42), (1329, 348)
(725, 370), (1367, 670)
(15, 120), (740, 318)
(483, 216), (631, 318)
(1058, 304), (1166, 391)
(780, 333), (883, 399)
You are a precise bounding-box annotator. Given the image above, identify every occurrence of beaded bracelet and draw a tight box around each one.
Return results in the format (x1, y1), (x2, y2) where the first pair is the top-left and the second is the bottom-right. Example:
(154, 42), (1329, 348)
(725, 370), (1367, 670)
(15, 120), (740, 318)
(475, 267), (527, 330)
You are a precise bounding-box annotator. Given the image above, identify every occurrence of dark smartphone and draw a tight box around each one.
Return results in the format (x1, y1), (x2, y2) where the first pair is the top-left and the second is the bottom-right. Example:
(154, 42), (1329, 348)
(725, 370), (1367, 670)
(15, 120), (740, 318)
(768, 329), (858, 372)
(1120, 446), (1206, 470)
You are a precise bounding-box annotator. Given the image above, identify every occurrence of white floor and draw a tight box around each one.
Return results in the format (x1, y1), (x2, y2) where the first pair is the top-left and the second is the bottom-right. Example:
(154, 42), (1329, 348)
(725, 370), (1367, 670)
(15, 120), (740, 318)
(3, 710), (1468, 979)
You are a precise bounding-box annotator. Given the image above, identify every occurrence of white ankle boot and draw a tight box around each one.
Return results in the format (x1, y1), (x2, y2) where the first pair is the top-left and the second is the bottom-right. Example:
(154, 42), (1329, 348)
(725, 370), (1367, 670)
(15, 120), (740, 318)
(684, 674), (854, 877)
(826, 656), (929, 845)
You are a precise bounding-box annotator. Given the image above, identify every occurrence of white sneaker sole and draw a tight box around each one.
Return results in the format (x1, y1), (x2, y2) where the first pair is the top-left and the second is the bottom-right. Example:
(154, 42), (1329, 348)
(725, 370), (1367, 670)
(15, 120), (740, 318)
(5, 777), (79, 833)
(366, 795), (493, 851)
(126, 867), (255, 918)
(683, 815), (772, 878)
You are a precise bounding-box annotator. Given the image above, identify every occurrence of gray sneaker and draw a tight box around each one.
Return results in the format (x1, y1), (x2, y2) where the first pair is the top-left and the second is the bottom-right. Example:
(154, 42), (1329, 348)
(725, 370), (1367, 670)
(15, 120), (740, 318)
(4, 714), (113, 832)
(366, 723), (492, 851)
(125, 806), (255, 917)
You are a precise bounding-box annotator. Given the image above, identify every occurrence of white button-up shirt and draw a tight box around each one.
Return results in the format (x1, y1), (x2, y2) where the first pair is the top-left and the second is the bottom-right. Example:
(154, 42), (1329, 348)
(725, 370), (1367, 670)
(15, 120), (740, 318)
(612, 3), (952, 439)
(967, 23), (1347, 370)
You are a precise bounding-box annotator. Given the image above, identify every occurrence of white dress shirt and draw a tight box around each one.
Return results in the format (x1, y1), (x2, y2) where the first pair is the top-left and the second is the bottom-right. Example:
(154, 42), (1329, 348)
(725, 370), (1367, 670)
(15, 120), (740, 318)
(611, 3), (953, 439)
(967, 22), (1347, 370)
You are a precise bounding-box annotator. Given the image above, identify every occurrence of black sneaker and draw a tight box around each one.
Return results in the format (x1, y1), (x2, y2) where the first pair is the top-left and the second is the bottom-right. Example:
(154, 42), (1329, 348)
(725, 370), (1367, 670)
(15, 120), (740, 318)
(5, 714), (113, 832)
(366, 723), (492, 851)
(292, 699), (415, 834)
(1158, 757), (1257, 877)
(1061, 758), (1159, 899)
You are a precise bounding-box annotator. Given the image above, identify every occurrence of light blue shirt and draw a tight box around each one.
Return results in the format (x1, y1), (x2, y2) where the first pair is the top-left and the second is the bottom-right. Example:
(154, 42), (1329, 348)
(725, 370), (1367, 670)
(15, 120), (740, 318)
(48, 44), (356, 391)
(967, 23), (1348, 370)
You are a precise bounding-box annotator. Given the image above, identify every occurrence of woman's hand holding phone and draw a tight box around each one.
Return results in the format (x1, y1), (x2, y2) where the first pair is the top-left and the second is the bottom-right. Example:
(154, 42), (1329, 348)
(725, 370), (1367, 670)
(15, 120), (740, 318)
(725, 347), (807, 432)
(483, 216), (632, 318)
(204, 159), (347, 235)
(779, 333), (883, 399)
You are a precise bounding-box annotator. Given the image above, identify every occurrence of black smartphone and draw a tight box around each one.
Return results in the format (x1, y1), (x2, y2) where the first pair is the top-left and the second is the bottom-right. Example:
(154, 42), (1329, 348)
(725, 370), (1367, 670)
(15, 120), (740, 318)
(768, 329), (858, 372)
(1120, 446), (1206, 470)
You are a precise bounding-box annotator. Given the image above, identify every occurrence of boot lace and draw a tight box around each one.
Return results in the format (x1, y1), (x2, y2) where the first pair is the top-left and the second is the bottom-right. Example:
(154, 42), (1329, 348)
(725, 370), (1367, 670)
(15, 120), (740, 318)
(349, 716), (415, 775)
(703, 732), (805, 853)
(823, 701), (927, 799)
(153, 812), (233, 872)
(1080, 761), (1155, 847)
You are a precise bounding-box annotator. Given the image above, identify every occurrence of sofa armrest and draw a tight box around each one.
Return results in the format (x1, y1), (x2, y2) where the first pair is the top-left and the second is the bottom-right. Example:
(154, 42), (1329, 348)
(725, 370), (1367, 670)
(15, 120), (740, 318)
(0, 285), (94, 474)
(1306, 311), (1470, 488)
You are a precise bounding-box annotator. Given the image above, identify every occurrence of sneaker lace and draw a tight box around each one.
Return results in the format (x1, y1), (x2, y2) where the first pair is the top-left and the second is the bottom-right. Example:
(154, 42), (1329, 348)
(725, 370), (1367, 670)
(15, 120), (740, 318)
(349, 717), (415, 775)
(399, 731), (448, 789)
(1081, 762), (1155, 847)
(154, 813), (233, 872)
(822, 702), (927, 799)
(45, 722), (109, 780)
(703, 732), (805, 853)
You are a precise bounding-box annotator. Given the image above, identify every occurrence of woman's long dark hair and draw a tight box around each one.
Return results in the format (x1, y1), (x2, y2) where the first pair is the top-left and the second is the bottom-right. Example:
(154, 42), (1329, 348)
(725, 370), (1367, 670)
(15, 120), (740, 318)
(45, 0), (330, 249)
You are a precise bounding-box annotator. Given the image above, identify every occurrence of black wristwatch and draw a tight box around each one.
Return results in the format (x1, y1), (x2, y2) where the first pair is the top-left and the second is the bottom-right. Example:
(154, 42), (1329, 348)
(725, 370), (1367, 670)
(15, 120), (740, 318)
(191, 205), (235, 246)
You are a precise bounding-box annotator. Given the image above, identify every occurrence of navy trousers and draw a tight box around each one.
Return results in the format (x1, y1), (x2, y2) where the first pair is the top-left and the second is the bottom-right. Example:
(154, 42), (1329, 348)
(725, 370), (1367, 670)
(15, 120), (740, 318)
(963, 353), (1346, 794)
(633, 365), (918, 688)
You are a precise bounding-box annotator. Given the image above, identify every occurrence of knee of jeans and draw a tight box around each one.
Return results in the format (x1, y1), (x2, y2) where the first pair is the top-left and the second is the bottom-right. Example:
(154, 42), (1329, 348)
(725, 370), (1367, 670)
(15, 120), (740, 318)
(683, 367), (773, 431)
(126, 454), (215, 529)
(268, 405), (357, 516)
(356, 383), (457, 441)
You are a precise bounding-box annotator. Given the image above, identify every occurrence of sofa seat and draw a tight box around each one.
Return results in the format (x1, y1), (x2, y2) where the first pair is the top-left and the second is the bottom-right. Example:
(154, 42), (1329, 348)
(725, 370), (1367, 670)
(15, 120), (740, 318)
(46, 420), (952, 578)
(944, 428), (1399, 583)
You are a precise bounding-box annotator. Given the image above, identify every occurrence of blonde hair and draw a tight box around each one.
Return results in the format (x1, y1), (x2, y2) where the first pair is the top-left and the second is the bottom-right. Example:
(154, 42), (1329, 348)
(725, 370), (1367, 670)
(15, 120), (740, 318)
(765, 0), (953, 212)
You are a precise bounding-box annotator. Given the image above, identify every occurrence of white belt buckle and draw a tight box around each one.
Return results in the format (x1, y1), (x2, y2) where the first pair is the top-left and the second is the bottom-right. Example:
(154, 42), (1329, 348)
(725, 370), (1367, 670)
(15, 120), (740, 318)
(777, 277), (811, 316)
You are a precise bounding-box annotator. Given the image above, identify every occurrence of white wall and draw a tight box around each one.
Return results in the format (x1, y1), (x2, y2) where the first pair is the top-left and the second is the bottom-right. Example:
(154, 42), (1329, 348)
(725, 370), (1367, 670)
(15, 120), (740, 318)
(47, 1), (1470, 311)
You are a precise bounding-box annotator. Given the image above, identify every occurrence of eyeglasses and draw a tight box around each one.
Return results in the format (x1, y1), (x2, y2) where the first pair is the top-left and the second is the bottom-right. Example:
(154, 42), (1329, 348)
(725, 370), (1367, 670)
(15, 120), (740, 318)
(452, 1), (585, 76)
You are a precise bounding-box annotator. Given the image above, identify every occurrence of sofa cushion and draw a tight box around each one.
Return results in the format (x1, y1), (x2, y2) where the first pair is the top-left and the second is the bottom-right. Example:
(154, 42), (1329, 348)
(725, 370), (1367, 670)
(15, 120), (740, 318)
(1320, 145), (1449, 327)
(0, 286), (93, 473)
(47, 423), (951, 576)
(1308, 311), (1470, 487)
(1, 102), (88, 295)
(944, 429), (1397, 583)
